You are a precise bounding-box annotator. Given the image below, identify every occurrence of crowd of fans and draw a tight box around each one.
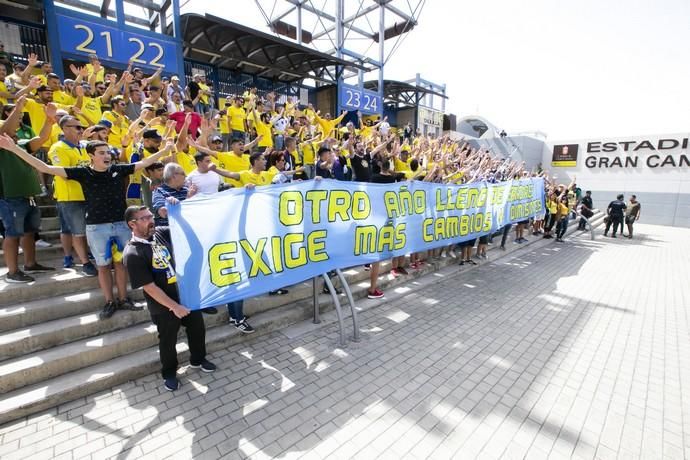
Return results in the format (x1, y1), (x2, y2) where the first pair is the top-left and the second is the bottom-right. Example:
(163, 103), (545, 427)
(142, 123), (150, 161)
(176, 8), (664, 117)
(0, 53), (590, 327)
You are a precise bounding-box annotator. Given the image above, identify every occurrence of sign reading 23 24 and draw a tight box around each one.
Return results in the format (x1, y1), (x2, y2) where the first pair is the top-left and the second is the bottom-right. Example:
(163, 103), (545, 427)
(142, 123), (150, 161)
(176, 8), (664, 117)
(56, 13), (179, 73)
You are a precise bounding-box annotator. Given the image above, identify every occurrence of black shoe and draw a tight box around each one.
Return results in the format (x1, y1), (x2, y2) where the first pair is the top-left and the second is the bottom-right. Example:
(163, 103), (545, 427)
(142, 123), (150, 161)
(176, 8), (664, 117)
(231, 318), (255, 334)
(201, 307), (218, 314)
(459, 260), (465, 266)
(269, 288), (289, 295)
(189, 359), (217, 373)
(322, 285), (342, 295)
(98, 300), (117, 320)
(164, 377), (180, 391)
(467, 259), (478, 265)
(23, 263), (55, 273)
(82, 261), (98, 277)
(118, 297), (143, 311)
(6, 270), (34, 283)
(363, 264), (371, 271)
(611, 235), (617, 238)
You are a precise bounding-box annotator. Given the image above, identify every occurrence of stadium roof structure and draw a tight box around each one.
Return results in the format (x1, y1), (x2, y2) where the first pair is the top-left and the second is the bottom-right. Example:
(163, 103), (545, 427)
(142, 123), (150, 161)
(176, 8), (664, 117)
(179, 13), (368, 83)
(363, 79), (447, 107)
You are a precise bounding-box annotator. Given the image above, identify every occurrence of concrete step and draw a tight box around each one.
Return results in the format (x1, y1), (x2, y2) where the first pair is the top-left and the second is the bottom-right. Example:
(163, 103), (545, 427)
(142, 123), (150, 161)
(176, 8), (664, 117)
(0, 288), (142, 334)
(40, 216), (60, 232)
(0, 245), (66, 269)
(0, 298), (315, 426)
(0, 297), (147, 359)
(38, 205), (57, 218)
(0, 267), (100, 307)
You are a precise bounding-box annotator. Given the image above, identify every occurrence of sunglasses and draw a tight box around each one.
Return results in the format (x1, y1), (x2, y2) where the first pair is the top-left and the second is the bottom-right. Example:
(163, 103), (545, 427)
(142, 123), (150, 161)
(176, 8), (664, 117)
(65, 125), (85, 130)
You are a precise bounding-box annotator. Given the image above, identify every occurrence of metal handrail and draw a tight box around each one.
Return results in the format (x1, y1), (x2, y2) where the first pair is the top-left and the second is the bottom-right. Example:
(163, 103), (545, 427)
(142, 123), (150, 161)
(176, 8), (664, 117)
(335, 269), (360, 342)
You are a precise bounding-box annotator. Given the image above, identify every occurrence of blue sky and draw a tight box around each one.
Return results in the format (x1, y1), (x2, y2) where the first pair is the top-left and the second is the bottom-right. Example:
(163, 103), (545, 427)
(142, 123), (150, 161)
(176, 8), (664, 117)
(185, 0), (690, 140)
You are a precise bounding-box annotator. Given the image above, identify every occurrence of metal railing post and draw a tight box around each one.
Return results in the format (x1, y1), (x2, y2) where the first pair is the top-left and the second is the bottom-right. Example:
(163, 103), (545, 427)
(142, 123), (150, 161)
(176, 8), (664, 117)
(335, 268), (360, 342)
(322, 274), (346, 347)
(312, 278), (320, 324)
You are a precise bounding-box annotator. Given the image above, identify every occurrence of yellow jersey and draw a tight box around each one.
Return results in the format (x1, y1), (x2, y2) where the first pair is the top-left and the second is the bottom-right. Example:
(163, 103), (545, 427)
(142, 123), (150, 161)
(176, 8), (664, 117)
(228, 105), (246, 132)
(217, 152), (250, 187)
(239, 170), (274, 186)
(48, 140), (90, 201)
(0, 81), (8, 105)
(79, 96), (103, 126)
(102, 111), (130, 148)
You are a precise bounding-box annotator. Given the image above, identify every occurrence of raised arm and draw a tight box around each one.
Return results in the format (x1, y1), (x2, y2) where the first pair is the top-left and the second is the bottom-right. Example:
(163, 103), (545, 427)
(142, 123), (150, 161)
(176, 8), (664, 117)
(0, 133), (67, 177)
(134, 139), (174, 171)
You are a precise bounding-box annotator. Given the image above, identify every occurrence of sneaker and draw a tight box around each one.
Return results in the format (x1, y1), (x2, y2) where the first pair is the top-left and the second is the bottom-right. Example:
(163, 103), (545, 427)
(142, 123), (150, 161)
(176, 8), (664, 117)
(6, 270), (34, 283)
(164, 377), (180, 391)
(409, 262), (419, 269)
(35, 239), (52, 248)
(611, 235), (617, 238)
(189, 359), (217, 373)
(481, 254), (488, 260)
(500, 246), (506, 251)
(322, 285), (342, 295)
(201, 307), (218, 314)
(367, 289), (384, 299)
(269, 288), (289, 295)
(232, 319), (255, 334)
(63, 255), (74, 268)
(98, 300), (117, 320)
(118, 297), (143, 311)
(467, 259), (478, 266)
(23, 263), (55, 273)
(459, 260), (465, 266)
(363, 263), (371, 271)
(397, 267), (409, 275)
(82, 262), (97, 277)
(390, 268), (400, 277)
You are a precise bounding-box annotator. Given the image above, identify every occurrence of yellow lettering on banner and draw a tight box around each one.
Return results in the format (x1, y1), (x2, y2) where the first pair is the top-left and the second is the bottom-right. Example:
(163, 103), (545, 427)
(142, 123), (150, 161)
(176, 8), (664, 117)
(328, 190), (351, 222)
(399, 187), (413, 216)
(454, 188), (466, 209)
(492, 186), (505, 205)
(423, 218), (433, 242)
(307, 230), (328, 262)
(240, 238), (271, 278)
(270, 236), (284, 273)
(209, 242), (241, 287)
(354, 224), (406, 254)
(352, 191), (371, 220)
(414, 190), (426, 214)
(434, 218), (446, 240)
(460, 215), (470, 235)
(384, 191), (400, 218)
(305, 190), (327, 224)
(355, 225), (377, 255)
(284, 233), (307, 269)
(279, 191), (303, 226)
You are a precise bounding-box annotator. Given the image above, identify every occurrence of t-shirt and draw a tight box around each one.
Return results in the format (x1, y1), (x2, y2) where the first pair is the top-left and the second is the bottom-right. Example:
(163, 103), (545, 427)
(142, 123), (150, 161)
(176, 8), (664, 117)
(371, 173), (398, 184)
(79, 96), (103, 126)
(350, 152), (372, 182)
(239, 170), (274, 186)
(123, 228), (178, 316)
(626, 201), (641, 218)
(49, 140), (91, 201)
(169, 111), (201, 139)
(52, 90), (75, 106)
(608, 200), (627, 217)
(228, 105), (246, 132)
(64, 163), (135, 224)
(0, 80), (9, 105)
(0, 141), (42, 198)
(217, 152), (250, 187)
(187, 169), (222, 195)
(315, 160), (332, 179)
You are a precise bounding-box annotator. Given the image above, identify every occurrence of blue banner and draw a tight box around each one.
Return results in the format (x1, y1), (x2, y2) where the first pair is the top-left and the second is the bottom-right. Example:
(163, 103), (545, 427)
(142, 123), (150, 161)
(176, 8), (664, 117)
(168, 178), (545, 309)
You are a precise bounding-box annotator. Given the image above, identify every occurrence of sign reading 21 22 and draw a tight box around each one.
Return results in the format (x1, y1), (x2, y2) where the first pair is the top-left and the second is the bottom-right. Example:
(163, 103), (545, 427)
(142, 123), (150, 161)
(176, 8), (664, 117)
(56, 12), (179, 74)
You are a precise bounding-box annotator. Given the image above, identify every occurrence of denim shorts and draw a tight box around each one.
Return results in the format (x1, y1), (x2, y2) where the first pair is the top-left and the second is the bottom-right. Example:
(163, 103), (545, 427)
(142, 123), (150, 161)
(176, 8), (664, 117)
(85, 221), (132, 267)
(57, 201), (86, 236)
(0, 198), (41, 237)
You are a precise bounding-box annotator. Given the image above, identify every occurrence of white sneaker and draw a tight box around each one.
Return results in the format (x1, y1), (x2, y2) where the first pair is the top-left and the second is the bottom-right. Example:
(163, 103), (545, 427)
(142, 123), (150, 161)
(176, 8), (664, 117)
(35, 239), (52, 248)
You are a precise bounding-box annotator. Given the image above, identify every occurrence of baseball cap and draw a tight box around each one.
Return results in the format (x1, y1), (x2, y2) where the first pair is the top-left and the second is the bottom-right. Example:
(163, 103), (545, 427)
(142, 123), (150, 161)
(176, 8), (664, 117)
(97, 119), (113, 128)
(142, 129), (163, 140)
(36, 85), (52, 92)
(210, 135), (222, 143)
(141, 103), (155, 111)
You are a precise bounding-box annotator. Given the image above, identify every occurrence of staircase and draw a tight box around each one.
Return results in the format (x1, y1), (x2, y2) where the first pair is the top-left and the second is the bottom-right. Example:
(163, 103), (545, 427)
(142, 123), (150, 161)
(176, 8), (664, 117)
(0, 207), (607, 426)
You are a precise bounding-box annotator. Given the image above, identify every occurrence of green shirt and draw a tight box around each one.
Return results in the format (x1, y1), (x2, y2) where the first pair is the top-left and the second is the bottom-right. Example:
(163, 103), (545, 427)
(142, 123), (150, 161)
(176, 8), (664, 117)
(0, 140), (42, 198)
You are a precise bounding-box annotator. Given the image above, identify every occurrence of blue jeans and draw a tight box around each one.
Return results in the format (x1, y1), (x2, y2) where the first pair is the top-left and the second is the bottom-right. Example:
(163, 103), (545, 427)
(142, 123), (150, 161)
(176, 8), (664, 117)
(0, 198), (41, 237)
(227, 300), (245, 322)
(556, 217), (569, 239)
(85, 221), (131, 266)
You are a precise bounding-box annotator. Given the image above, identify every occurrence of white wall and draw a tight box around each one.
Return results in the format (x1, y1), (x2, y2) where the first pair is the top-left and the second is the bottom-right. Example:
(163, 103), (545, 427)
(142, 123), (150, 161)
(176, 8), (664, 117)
(542, 133), (690, 227)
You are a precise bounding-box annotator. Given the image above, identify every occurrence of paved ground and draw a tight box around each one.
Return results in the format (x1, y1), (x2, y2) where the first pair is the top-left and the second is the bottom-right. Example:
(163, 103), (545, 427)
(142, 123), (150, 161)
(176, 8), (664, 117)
(0, 223), (688, 460)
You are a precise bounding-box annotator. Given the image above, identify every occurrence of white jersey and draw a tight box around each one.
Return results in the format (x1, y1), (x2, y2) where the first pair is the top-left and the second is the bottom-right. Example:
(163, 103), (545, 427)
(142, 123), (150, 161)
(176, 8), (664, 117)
(187, 169), (223, 195)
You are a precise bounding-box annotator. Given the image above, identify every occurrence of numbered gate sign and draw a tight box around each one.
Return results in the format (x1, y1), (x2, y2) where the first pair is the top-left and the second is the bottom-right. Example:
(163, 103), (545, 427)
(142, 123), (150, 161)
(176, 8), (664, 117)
(56, 12), (179, 74)
(339, 83), (382, 115)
